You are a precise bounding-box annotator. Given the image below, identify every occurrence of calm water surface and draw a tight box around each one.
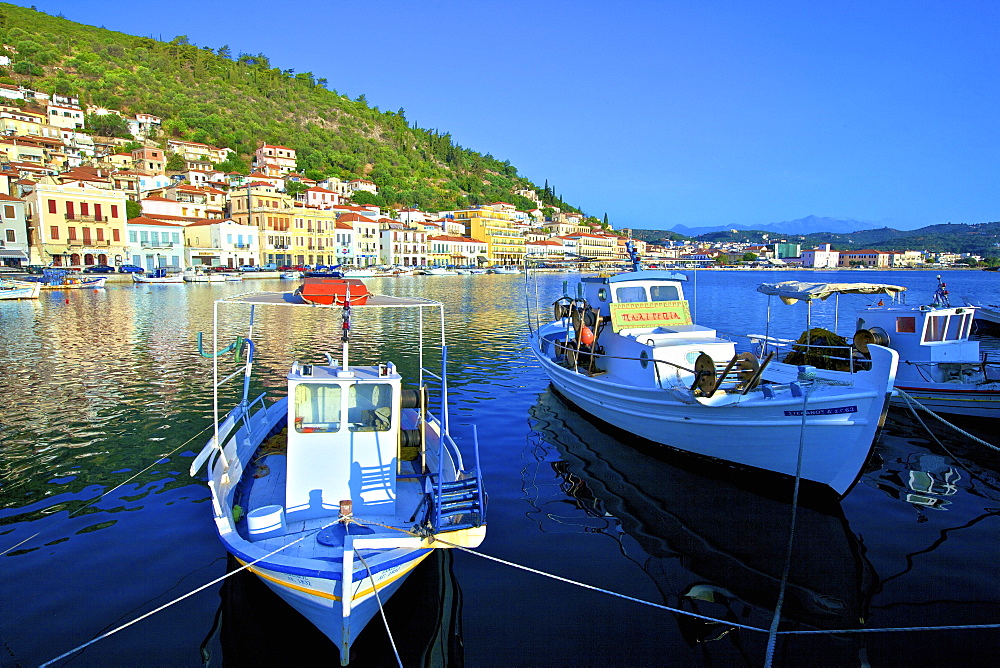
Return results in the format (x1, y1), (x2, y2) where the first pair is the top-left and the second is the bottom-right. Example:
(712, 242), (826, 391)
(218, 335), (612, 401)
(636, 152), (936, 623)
(1, 270), (998, 666)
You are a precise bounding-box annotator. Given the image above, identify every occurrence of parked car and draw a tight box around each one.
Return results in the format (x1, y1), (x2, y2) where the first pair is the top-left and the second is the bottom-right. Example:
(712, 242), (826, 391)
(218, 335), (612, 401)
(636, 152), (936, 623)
(117, 264), (144, 273)
(83, 264), (115, 273)
(239, 265), (260, 272)
(261, 263), (278, 271)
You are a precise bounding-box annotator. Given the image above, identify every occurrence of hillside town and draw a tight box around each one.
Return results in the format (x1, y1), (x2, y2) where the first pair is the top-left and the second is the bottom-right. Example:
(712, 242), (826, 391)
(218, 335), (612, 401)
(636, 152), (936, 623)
(0, 86), (981, 272)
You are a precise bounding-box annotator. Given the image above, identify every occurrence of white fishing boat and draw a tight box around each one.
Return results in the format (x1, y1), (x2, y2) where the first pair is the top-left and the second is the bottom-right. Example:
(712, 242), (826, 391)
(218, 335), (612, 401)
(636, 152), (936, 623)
(526, 245), (898, 496)
(0, 279), (40, 299)
(489, 266), (519, 274)
(342, 268), (377, 278)
(190, 286), (486, 664)
(280, 270), (302, 279)
(132, 266), (185, 283)
(425, 267), (458, 276)
(184, 267), (226, 283)
(757, 278), (1000, 420)
(966, 300), (1000, 333)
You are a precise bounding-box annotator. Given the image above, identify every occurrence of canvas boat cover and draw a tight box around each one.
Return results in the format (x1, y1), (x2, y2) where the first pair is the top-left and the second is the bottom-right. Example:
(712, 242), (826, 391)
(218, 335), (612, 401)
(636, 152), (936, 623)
(757, 281), (907, 305)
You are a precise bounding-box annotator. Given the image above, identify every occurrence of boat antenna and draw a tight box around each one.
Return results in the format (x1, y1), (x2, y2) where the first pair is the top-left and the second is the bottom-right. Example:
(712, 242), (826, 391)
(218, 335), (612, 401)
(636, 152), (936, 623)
(932, 275), (951, 307)
(625, 240), (642, 272)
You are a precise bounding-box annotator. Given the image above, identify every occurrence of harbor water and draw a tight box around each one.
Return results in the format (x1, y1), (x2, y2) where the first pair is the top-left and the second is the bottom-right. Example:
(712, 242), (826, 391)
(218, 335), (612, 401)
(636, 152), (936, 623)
(1, 269), (998, 666)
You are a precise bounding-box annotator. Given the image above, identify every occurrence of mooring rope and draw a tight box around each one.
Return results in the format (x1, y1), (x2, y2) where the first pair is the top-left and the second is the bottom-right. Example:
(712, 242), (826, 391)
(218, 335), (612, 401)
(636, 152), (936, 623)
(896, 389), (1000, 452)
(355, 549), (404, 668)
(763, 377), (814, 667)
(2, 422), (215, 557)
(40, 515), (346, 667)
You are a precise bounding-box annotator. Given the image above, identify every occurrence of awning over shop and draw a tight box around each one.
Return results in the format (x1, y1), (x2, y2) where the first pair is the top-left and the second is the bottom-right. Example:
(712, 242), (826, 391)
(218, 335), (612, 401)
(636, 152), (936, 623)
(0, 249), (28, 259)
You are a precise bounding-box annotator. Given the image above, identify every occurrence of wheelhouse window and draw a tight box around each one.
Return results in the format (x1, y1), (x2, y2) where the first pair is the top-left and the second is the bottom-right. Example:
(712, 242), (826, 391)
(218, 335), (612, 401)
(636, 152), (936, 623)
(348, 383), (393, 432)
(896, 317), (916, 333)
(924, 315), (947, 342)
(294, 383), (342, 433)
(649, 285), (680, 301)
(615, 286), (647, 303)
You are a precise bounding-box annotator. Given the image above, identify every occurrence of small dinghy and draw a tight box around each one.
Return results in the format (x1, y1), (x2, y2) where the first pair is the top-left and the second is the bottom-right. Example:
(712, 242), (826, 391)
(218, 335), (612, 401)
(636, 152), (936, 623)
(190, 284), (486, 664)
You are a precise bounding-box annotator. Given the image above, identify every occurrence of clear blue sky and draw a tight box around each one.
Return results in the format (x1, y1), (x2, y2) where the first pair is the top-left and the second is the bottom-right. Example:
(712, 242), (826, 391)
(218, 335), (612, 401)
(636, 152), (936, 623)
(12, 0), (1000, 231)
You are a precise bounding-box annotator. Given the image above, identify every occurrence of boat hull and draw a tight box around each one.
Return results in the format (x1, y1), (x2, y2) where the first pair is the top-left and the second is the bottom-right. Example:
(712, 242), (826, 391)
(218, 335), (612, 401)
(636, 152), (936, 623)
(530, 335), (895, 496)
(892, 382), (1000, 418)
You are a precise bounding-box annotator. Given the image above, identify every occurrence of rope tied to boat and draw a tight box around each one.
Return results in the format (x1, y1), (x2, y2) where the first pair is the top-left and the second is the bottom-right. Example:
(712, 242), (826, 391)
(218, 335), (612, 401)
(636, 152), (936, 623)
(897, 389), (1000, 452)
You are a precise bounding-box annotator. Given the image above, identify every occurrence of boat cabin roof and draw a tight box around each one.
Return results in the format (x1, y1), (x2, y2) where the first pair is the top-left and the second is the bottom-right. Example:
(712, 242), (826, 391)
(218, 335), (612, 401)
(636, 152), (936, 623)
(217, 290), (440, 309)
(757, 281), (907, 304)
(582, 269), (688, 285)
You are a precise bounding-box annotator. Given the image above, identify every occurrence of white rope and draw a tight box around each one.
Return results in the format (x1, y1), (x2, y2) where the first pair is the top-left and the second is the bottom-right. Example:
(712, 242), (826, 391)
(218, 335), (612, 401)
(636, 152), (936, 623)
(356, 550), (403, 668)
(40, 516), (345, 667)
(2, 423), (214, 557)
(896, 389), (1000, 452)
(764, 379), (813, 667)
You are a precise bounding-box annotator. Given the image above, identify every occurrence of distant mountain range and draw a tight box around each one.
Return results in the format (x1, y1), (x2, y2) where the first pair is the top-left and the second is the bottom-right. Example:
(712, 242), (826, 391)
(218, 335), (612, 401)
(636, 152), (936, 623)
(666, 215), (877, 236)
(632, 219), (1000, 256)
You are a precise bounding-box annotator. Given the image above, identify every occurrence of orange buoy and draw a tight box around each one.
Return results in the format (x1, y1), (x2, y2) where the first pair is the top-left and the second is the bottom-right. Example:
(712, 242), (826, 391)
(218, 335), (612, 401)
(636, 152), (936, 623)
(580, 325), (595, 346)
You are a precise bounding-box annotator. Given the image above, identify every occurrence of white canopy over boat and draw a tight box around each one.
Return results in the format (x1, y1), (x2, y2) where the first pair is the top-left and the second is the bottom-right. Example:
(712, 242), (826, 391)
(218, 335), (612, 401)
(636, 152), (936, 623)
(757, 281), (907, 305)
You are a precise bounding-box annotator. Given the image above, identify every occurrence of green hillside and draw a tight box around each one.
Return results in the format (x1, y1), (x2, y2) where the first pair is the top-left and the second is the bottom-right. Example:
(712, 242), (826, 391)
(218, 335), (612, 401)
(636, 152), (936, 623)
(0, 3), (583, 215)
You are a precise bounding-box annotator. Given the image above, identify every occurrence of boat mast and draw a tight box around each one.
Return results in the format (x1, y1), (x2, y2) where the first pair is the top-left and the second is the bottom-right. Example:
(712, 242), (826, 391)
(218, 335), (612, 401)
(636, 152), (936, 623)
(341, 289), (351, 369)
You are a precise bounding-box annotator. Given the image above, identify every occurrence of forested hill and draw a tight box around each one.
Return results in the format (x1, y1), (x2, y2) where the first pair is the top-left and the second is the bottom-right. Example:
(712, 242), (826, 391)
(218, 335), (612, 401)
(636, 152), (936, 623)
(632, 221), (1000, 256)
(0, 3), (580, 214)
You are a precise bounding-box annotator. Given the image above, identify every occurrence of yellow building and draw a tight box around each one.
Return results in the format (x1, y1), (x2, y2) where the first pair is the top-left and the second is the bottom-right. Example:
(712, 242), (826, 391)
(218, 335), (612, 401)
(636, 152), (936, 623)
(291, 207), (339, 266)
(230, 182), (293, 266)
(453, 204), (526, 266)
(25, 183), (129, 267)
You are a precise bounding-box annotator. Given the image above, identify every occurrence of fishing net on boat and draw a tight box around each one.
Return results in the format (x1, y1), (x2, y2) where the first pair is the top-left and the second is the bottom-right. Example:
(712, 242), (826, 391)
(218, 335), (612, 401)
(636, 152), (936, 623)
(781, 328), (853, 371)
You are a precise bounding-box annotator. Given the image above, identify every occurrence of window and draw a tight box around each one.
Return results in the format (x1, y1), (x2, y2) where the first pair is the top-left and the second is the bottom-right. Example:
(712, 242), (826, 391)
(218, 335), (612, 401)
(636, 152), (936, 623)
(649, 285), (681, 301)
(615, 286), (647, 303)
(5, 229), (14, 242)
(112, 229), (120, 242)
(50, 226), (59, 240)
(96, 228), (104, 241)
(150, 231), (159, 246)
(140, 231), (149, 243)
(110, 205), (118, 218)
(3, 205), (13, 219)
(82, 227), (91, 243)
(67, 227), (77, 240)
(65, 201), (75, 219)
(896, 317), (916, 333)
(294, 383), (342, 433)
(129, 231), (138, 243)
(81, 202), (89, 216)
(924, 315), (947, 343)
(94, 204), (102, 220)
(227, 234), (233, 244)
(348, 383), (393, 432)
(172, 232), (179, 244)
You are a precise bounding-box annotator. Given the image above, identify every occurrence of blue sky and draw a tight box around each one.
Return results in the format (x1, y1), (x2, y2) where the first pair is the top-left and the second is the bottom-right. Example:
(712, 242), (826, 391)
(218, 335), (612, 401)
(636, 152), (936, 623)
(11, 0), (1000, 231)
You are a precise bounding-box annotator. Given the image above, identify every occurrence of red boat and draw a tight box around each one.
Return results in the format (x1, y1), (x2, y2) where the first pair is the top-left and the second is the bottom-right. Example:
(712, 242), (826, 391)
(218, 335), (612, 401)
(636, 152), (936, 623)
(296, 274), (372, 306)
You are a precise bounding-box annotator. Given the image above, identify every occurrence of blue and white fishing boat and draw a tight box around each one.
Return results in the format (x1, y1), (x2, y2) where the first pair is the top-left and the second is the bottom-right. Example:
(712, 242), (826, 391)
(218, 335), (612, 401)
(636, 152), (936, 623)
(190, 286), (486, 664)
(0, 279), (40, 299)
(526, 244), (899, 496)
(757, 277), (1000, 419)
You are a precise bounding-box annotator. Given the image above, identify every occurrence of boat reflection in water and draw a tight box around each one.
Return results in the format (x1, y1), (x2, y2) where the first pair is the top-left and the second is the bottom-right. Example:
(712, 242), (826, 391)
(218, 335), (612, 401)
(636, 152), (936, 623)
(204, 549), (465, 666)
(527, 389), (878, 664)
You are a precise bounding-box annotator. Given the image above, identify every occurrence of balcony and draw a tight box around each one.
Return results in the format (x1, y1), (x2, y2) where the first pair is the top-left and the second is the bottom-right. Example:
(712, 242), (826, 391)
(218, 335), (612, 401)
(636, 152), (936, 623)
(234, 243), (251, 249)
(68, 239), (111, 247)
(65, 214), (110, 223)
(140, 241), (176, 248)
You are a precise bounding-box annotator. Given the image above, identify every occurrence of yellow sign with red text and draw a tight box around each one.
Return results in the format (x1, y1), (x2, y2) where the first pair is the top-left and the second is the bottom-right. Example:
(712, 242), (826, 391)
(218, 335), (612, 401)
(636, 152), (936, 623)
(610, 300), (692, 332)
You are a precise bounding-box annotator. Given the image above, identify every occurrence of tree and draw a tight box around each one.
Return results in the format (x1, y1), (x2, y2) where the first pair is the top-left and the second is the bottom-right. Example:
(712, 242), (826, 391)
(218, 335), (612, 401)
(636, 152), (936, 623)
(217, 44), (232, 59)
(715, 254), (730, 265)
(125, 199), (142, 220)
(285, 181), (309, 198)
(85, 112), (131, 138)
(742, 252), (758, 262)
(166, 152), (186, 171)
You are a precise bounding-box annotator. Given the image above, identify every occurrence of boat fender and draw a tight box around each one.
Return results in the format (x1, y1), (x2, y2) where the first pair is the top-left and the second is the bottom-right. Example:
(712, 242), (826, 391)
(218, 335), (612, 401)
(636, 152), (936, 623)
(580, 326), (595, 346)
(853, 327), (889, 355)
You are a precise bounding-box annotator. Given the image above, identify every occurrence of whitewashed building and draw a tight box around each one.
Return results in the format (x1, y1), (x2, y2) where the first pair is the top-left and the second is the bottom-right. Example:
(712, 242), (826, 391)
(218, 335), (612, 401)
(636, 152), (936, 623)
(184, 218), (260, 268)
(125, 216), (186, 269)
